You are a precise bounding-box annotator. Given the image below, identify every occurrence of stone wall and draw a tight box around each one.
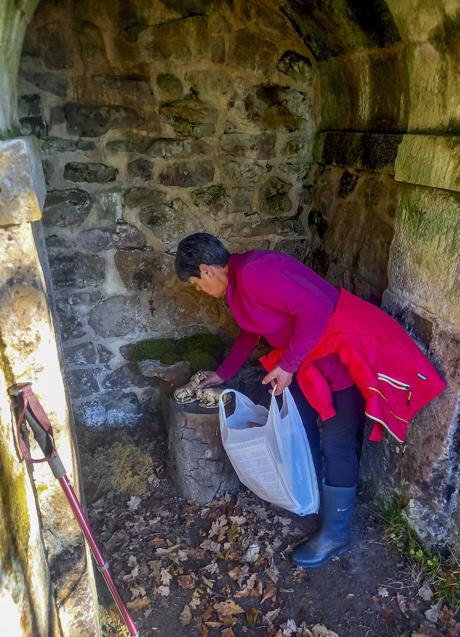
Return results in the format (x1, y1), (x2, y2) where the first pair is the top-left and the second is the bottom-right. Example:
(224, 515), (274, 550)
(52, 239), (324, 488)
(0, 137), (99, 636)
(19, 0), (316, 428)
(304, 132), (399, 304)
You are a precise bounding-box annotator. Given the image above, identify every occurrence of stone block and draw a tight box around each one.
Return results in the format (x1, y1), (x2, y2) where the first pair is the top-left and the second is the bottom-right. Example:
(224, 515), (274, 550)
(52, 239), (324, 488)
(140, 198), (197, 247)
(38, 21), (74, 69)
(76, 20), (107, 65)
(355, 217), (393, 289)
(43, 188), (93, 227)
(158, 160), (214, 187)
(79, 224), (146, 251)
(124, 187), (166, 215)
(88, 295), (153, 337)
(64, 162), (118, 183)
(18, 94), (48, 138)
(127, 158), (152, 181)
(49, 253), (105, 289)
(277, 50), (312, 83)
(156, 73), (183, 100)
(114, 249), (159, 289)
(220, 133), (275, 160)
(64, 342), (98, 367)
(220, 158), (266, 187)
(319, 47), (407, 131)
(75, 390), (150, 428)
(240, 85), (309, 132)
(395, 135), (460, 193)
(228, 29), (277, 72)
(259, 176), (292, 216)
(160, 95), (218, 137)
(19, 68), (68, 97)
(102, 363), (152, 391)
(64, 103), (141, 137)
(283, 135), (311, 158)
(191, 184), (229, 213)
(0, 137), (46, 225)
(211, 36), (225, 63)
(105, 138), (154, 153)
(67, 368), (100, 398)
(338, 171), (358, 199)
(97, 344), (114, 364)
(185, 70), (233, 101)
(387, 184), (460, 325)
(315, 131), (402, 172)
(147, 137), (210, 159)
(148, 16), (209, 59)
(55, 300), (86, 340)
(41, 137), (96, 153)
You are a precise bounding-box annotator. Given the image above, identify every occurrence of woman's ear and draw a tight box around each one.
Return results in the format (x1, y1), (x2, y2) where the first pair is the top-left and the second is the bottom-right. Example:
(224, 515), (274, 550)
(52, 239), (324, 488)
(198, 263), (208, 277)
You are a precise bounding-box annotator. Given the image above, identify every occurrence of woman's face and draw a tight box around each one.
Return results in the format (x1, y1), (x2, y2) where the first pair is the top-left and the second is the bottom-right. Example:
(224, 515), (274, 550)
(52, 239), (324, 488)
(188, 265), (228, 298)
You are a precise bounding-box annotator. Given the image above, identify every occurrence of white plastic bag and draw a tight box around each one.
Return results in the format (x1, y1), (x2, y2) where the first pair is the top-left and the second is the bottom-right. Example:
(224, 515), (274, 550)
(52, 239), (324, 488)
(218, 387), (319, 515)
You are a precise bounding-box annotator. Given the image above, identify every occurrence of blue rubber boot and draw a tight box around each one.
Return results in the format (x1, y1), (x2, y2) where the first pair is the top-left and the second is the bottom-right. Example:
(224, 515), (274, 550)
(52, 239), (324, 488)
(291, 483), (356, 568)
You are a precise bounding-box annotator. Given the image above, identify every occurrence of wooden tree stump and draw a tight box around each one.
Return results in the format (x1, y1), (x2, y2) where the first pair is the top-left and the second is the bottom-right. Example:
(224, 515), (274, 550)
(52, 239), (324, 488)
(166, 397), (240, 504)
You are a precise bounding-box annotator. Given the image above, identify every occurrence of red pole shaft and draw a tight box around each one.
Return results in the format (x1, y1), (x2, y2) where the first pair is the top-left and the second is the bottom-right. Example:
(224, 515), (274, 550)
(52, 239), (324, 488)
(59, 476), (139, 637)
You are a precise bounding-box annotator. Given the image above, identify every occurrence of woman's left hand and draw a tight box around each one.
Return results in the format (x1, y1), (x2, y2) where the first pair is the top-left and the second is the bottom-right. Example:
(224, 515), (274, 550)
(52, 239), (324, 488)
(262, 365), (293, 396)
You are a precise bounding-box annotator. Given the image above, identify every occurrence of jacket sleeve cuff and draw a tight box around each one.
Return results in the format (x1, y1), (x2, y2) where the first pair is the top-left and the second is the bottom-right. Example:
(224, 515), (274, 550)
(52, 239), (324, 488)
(278, 355), (299, 374)
(319, 407), (336, 422)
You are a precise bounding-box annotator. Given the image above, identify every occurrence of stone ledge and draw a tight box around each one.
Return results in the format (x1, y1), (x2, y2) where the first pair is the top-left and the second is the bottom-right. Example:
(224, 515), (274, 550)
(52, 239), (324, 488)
(314, 131), (402, 173)
(395, 134), (460, 193)
(0, 137), (46, 226)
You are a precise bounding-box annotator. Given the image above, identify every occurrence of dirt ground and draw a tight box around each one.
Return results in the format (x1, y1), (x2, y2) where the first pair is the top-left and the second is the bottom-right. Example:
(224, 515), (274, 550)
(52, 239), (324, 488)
(88, 429), (460, 637)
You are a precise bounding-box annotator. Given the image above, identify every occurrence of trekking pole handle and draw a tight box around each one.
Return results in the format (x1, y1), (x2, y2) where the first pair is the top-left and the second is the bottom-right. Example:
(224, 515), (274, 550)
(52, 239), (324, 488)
(8, 383), (66, 478)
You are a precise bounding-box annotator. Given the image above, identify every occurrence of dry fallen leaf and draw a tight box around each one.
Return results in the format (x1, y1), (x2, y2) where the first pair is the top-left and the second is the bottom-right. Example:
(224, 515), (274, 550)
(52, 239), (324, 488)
(397, 593), (409, 618)
(214, 599), (245, 624)
(179, 604), (192, 625)
(263, 608), (281, 624)
(311, 624), (340, 637)
(156, 585), (170, 597)
(246, 607), (259, 626)
(221, 628), (235, 637)
(417, 582), (434, 601)
(160, 567), (173, 586)
(178, 574), (196, 589)
(261, 583), (277, 604)
(377, 586), (389, 598)
(126, 596), (150, 611)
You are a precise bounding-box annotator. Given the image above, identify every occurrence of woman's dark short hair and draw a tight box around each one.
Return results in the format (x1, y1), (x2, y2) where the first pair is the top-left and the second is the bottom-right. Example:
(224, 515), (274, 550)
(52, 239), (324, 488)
(175, 233), (230, 281)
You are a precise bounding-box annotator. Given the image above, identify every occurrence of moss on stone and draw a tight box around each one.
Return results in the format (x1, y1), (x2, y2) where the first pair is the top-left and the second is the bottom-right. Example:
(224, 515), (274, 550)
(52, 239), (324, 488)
(133, 333), (226, 371)
(0, 436), (30, 579)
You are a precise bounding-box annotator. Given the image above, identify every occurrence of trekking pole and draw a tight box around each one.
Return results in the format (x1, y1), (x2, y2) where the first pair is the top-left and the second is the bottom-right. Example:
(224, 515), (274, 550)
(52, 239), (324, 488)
(8, 382), (139, 637)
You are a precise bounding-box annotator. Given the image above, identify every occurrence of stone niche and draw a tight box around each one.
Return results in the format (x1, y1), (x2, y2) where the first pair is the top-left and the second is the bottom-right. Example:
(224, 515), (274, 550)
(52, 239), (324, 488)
(19, 0), (316, 428)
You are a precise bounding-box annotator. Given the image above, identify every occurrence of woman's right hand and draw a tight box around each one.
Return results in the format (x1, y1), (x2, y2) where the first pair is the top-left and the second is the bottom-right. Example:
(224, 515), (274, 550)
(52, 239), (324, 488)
(197, 371), (225, 389)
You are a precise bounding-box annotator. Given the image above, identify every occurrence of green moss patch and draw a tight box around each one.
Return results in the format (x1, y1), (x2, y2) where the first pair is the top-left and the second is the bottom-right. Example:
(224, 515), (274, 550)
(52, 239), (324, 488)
(133, 333), (227, 372)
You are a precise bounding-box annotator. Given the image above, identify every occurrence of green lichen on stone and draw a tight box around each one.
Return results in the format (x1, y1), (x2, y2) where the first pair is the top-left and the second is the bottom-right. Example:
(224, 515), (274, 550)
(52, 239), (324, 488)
(259, 176), (292, 216)
(277, 50), (312, 83)
(133, 333), (226, 371)
(156, 73), (183, 100)
(191, 183), (229, 211)
(0, 344), (30, 579)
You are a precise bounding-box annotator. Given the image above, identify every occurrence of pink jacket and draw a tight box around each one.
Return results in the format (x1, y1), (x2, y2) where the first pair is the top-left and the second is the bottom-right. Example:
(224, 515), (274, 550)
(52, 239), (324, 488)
(261, 289), (446, 443)
(216, 251), (353, 391)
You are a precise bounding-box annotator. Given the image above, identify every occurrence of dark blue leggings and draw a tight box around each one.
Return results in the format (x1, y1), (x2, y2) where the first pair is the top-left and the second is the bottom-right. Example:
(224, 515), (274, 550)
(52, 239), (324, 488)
(289, 377), (366, 488)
